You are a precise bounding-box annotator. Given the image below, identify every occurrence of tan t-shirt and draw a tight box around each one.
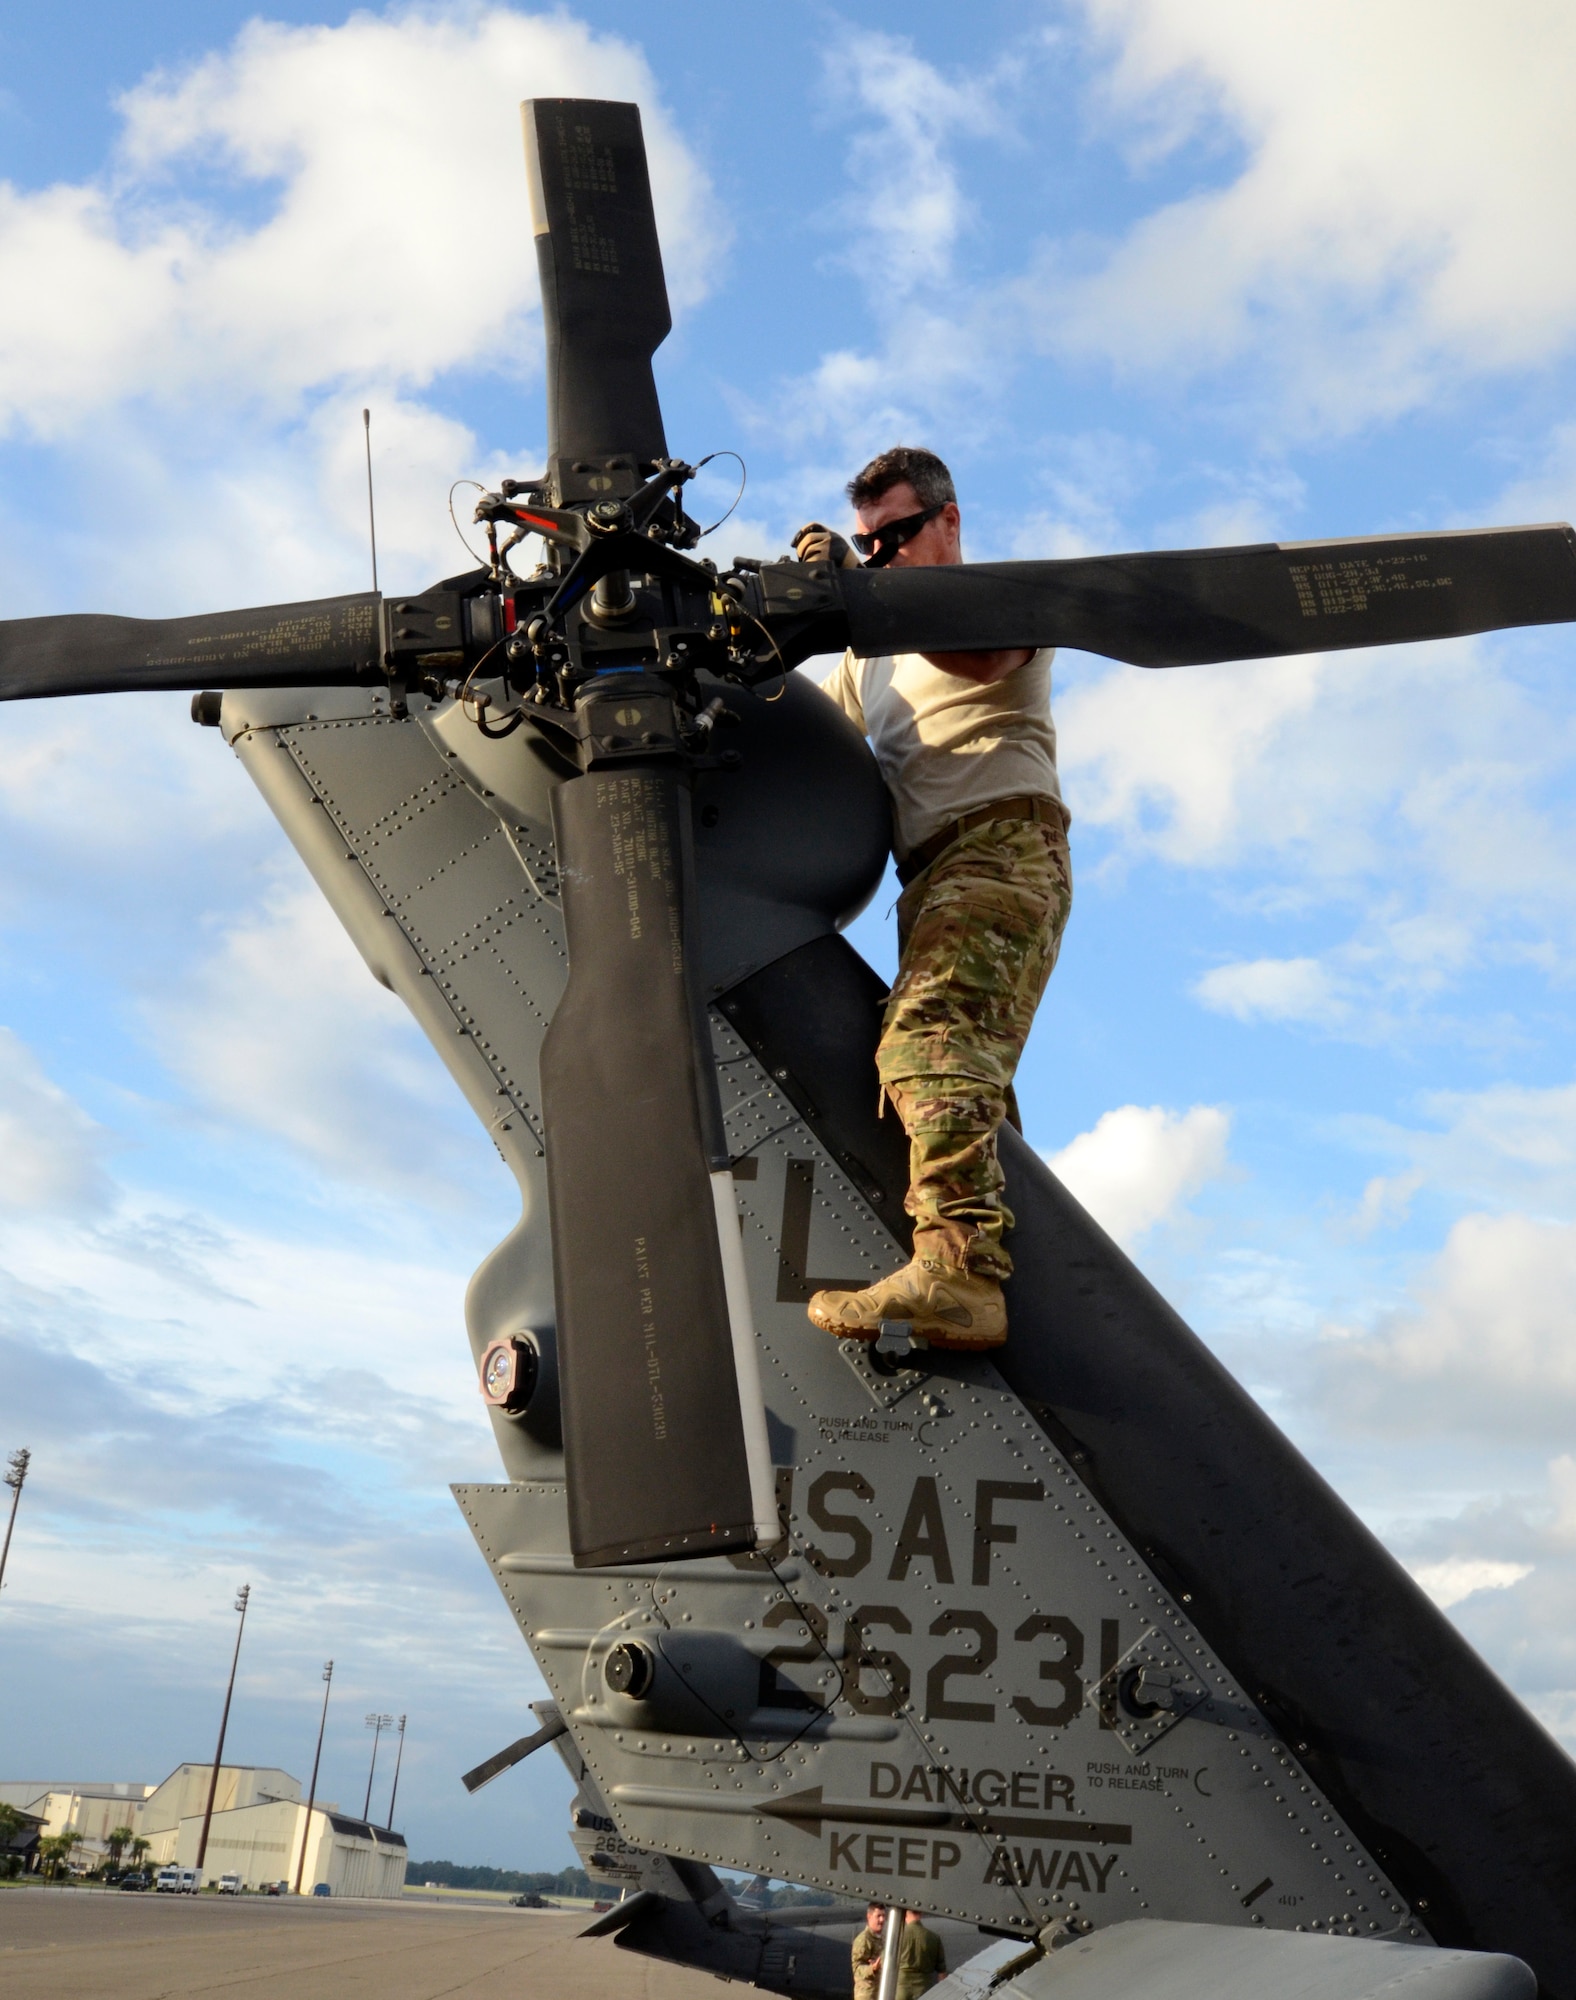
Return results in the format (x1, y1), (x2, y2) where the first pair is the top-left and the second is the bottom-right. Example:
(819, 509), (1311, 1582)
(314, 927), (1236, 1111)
(818, 647), (1062, 861)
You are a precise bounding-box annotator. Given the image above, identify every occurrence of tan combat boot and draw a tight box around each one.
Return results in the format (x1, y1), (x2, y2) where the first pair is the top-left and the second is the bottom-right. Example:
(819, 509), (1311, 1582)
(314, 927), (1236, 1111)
(807, 1254), (1007, 1352)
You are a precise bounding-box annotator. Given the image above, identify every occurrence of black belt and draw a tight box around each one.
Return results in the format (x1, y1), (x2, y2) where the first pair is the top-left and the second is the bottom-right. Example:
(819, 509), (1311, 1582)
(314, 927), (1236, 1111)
(896, 795), (1062, 887)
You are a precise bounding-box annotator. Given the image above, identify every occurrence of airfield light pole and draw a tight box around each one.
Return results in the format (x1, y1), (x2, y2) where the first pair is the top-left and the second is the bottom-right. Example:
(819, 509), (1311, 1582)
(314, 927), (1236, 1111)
(363, 1713), (393, 1822)
(292, 1660), (334, 1896)
(0, 1447), (31, 1605)
(385, 1714), (407, 1830)
(196, 1583), (251, 1876)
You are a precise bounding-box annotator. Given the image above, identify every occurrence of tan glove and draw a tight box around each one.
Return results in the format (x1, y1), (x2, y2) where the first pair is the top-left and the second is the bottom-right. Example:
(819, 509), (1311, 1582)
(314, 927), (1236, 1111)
(792, 521), (860, 568)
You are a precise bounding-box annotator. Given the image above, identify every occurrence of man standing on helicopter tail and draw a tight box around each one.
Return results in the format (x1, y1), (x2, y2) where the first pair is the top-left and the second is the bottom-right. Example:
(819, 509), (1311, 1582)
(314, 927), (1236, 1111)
(793, 446), (1072, 1353)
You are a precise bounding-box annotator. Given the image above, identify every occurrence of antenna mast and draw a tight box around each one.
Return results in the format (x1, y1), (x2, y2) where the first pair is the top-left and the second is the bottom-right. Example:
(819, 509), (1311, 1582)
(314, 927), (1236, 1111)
(363, 408), (379, 594)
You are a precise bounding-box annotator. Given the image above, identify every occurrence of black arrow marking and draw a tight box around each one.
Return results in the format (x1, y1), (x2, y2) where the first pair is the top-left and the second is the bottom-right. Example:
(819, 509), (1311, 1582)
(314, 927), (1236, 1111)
(760, 1785), (1131, 1846)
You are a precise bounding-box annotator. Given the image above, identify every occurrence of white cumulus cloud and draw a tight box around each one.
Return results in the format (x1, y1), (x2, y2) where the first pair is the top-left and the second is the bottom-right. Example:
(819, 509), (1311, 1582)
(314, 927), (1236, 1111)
(0, 6), (726, 631)
(1057, 653), (1322, 864)
(774, 5), (1576, 457)
(148, 880), (490, 1199)
(1409, 1557), (1533, 1611)
(1322, 1211), (1576, 1440)
(0, 1029), (109, 1213)
(1334, 1076), (1576, 1234)
(0, 6), (720, 436)
(1059, 0), (1576, 426)
(1053, 625), (1576, 1040)
(824, 30), (1000, 299)
(1194, 955), (1344, 1028)
(1046, 1101), (1229, 1246)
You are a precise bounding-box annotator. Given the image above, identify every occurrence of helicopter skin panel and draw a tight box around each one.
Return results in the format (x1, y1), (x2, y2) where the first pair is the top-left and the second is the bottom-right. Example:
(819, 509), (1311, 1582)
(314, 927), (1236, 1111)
(546, 1710), (876, 1999)
(713, 935), (1576, 1979)
(971, 1921), (1533, 2000)
(836, 523), (1576, 668)
(217, 674), (1576, 1985)
(455, 943), (1576, 1980)
(454, 998), (1422, 1949)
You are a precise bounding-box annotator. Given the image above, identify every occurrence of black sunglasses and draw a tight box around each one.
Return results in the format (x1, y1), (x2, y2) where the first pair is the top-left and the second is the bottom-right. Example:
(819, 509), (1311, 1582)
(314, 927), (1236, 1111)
(852, 502), (945, 566)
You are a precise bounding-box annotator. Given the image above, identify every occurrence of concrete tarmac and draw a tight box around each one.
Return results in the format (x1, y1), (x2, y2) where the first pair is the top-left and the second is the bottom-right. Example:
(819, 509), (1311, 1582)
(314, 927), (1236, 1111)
(0, 1890), (721, 2000)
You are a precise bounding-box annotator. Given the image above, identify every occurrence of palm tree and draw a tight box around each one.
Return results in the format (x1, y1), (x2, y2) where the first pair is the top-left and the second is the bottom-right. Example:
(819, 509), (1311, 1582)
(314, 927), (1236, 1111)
(128, 1835), (151, 1874)
(0, 1801), (26, 1877)
(38, 1831), (77, 1881)
(105, 1825), (134, 1873)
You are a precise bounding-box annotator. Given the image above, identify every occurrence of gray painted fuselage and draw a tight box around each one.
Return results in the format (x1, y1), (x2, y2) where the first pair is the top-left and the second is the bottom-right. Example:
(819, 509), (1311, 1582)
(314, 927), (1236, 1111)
(215, 671), (1576, 1991)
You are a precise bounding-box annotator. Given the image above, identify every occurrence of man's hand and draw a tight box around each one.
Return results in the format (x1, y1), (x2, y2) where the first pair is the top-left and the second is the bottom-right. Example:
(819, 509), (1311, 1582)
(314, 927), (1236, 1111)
(792, 521), (860, 569)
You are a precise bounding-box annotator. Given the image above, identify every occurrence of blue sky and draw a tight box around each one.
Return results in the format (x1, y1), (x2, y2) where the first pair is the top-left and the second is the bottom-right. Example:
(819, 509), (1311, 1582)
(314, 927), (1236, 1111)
(4, 0), (1576, 1869)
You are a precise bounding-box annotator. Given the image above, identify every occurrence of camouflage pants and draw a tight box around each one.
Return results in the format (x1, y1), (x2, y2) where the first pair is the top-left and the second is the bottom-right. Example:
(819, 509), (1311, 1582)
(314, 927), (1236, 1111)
(879, 813), (1072, 1279)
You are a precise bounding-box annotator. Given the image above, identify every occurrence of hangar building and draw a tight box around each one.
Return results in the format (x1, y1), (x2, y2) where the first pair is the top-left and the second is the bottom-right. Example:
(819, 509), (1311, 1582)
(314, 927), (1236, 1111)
(0, 1766), (407, 1896)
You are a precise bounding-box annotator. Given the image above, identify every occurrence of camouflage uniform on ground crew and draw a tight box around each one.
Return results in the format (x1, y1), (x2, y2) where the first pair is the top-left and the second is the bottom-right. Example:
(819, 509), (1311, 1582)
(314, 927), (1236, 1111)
(818, 642), (1071, 1288)
(800, 451), (1069, 1346)
(852, 1922), (884, 2000)
(850, 1912), (948, 2000)
(882, 811), (1072, 1277)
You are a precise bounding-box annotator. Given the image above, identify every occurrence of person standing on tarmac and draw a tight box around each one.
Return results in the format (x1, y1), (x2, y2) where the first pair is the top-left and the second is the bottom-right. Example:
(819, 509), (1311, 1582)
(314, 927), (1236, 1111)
(897, 1910), (947, 1998)
(851, 1905), (947, 2000)
(794, 446), (1072, 1353)
(852, 1903), (886, 2000)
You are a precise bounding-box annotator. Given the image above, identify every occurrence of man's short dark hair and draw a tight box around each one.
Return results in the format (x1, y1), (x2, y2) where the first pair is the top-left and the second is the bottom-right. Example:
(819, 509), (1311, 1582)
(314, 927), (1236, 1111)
(848, 447), (956, 514)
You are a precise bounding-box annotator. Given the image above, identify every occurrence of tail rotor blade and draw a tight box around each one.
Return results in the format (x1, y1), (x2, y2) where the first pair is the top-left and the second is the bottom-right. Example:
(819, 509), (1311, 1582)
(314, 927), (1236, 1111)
(838, 524), (1576, 667)
(524, 99), (671, 502)
(0, 594), (381, 701)
(541, 766), (766, 1569)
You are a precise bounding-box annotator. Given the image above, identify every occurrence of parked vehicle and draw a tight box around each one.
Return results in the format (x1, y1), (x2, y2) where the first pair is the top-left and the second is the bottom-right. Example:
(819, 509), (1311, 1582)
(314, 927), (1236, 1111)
(218, 1874), (242, 1895)
(119, 1872), (151, 1892)
(155, 1867), (182, 1894)
(510, 1893), (549, 1908)
(264, 1880), (286, 1896)
(311, 1882), (332, 1897)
